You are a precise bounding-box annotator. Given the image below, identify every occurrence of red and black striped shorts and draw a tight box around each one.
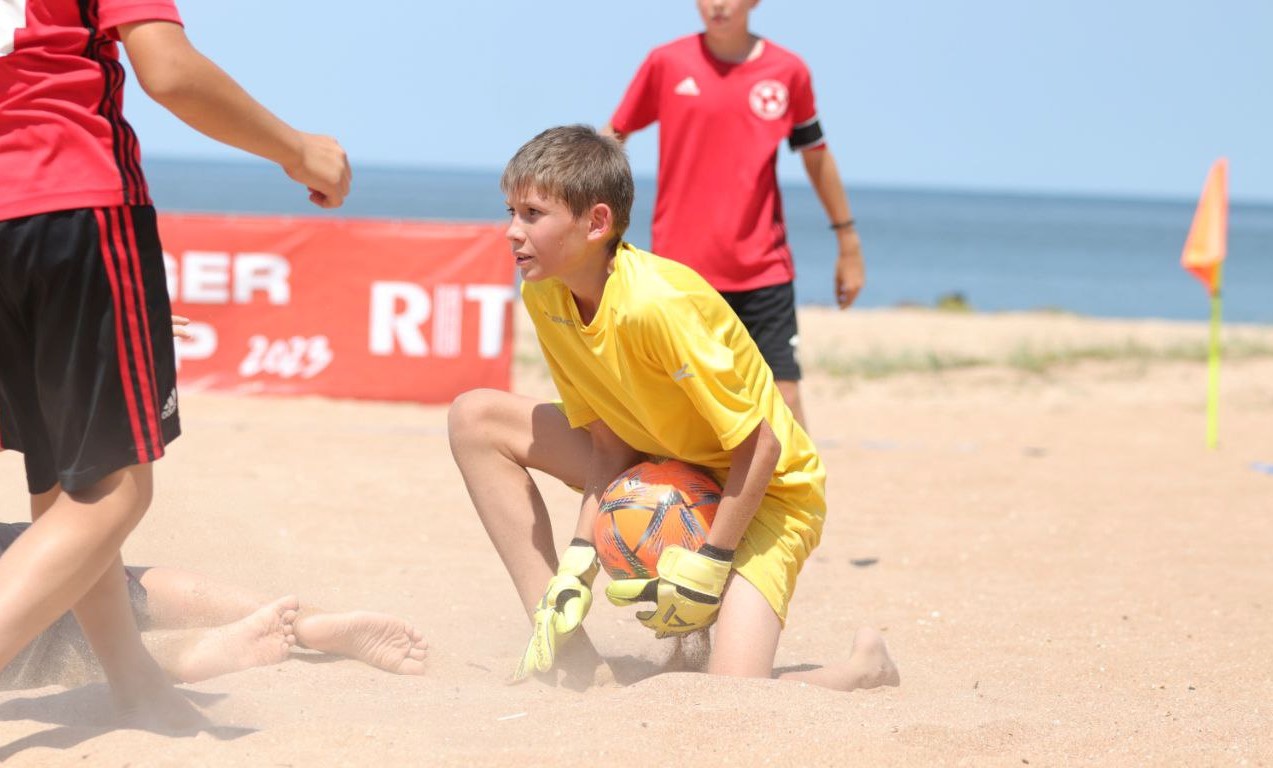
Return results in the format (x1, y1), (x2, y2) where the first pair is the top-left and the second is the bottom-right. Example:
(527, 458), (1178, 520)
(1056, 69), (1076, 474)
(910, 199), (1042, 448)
(0, 205), (180, 494)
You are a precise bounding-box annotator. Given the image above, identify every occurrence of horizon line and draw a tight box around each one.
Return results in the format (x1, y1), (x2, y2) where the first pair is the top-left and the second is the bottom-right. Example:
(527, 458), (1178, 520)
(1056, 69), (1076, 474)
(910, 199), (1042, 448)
(142, 154), (1273, 209)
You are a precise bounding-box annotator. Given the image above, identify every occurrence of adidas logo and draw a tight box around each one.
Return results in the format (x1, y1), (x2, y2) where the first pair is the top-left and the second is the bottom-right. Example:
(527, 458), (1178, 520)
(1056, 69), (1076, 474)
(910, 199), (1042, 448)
(161, 389), (178, 420)
(673, 76), (700, 96)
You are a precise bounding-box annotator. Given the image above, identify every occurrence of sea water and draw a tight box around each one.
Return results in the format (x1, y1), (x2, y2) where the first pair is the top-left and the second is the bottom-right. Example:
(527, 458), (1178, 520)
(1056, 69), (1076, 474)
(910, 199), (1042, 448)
(144, 158), (1272, 323)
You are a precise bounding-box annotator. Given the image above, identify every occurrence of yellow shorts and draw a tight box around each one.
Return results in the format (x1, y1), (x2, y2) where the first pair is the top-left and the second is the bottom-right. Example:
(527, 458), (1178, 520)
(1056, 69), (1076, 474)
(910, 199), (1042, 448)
(732, 481), (825, 625)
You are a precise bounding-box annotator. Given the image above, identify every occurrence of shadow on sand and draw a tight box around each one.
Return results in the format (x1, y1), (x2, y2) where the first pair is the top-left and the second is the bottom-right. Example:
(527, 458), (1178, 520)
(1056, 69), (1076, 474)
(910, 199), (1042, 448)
(0, 684), (253, 760)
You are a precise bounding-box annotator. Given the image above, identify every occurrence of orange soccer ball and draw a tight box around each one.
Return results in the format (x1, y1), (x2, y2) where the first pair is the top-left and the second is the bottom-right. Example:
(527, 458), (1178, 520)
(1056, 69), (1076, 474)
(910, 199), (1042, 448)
(594, 460), (721, 581)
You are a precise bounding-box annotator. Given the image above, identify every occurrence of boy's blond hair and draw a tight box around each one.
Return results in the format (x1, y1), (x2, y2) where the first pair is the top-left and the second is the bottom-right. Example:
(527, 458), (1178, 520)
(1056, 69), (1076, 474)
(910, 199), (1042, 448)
(501, 125), (634, 250)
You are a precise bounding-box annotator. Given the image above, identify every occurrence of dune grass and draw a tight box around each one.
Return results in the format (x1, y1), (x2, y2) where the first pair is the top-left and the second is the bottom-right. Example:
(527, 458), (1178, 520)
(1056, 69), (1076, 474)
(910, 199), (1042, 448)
(517, 332), (1273, 381)
(814, 349), (987, 379)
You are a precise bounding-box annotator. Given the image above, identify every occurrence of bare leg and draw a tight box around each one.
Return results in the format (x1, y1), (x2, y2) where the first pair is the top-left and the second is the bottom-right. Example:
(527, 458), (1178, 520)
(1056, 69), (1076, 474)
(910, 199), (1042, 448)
(130, 565), (269, 629)
(143, 595), (298, 684)
(447, 389), (609, 685)
(775, 380), (806, 428)
(709, 573), (899, 691)
(706, 574), (782, 678)
(294, 609), (427, 675)
(132, 566), (427, 675)
(0, 467), (204, 730)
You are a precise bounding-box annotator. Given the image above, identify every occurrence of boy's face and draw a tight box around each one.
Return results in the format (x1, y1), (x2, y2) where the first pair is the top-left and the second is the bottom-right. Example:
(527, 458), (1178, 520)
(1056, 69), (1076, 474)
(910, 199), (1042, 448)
(505, 188), (597, 283)
(697, 0), (757, 32)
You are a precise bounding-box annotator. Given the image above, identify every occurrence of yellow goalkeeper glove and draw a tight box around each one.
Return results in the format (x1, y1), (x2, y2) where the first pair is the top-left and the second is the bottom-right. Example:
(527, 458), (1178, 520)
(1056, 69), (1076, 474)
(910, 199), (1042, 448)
(512, 540), (599, 682)
(604, 544), (733, 638)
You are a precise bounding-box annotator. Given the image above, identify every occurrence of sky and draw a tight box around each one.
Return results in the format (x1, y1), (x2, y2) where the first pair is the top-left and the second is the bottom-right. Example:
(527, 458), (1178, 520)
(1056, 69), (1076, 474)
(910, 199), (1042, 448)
(122, 0), (1273, 203)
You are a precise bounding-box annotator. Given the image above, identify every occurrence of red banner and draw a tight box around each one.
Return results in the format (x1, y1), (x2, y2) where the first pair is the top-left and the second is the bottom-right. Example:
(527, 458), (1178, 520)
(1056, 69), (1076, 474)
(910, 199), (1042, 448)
(162, 213), (514, 403)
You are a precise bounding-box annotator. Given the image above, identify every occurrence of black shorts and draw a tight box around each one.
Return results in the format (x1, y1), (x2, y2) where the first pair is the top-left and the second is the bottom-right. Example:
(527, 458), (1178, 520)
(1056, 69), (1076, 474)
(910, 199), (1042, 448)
(0, 206), (181, 494)
(718, 281), (802, 381)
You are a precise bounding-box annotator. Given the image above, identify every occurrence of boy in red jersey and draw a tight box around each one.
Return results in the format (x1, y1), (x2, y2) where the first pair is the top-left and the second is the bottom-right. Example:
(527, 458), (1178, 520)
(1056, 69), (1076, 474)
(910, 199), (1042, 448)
(449, 125), (896, 691)
(0, 0), (350, 728)
(603, 0), (865, 425)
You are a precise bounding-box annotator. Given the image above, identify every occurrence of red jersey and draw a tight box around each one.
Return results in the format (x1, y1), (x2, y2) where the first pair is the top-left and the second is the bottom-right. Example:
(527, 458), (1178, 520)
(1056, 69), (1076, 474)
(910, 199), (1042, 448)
(0, 0), (182, 221)
(610, 34), (826, 292)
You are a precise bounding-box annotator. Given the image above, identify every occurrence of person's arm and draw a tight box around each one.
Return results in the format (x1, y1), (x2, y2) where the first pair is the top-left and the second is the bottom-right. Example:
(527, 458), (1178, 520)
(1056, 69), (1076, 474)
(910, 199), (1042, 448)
(117, 21), (350, 209)
(604, 49), (661, 147)
(802, 147), (864, 309)
(572, 420), (644, 542)
(703, 418), (782, 552)
(599, 123), (629, 145)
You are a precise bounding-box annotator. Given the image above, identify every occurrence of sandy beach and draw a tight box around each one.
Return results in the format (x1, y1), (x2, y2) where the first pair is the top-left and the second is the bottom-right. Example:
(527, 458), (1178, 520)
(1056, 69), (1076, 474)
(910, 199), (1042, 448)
(1, 306), (1270, 766)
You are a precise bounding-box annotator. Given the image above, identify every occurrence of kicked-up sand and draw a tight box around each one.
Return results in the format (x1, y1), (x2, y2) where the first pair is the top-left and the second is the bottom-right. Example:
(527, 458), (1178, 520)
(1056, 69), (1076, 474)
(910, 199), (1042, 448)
(0, 307), (1270, 766)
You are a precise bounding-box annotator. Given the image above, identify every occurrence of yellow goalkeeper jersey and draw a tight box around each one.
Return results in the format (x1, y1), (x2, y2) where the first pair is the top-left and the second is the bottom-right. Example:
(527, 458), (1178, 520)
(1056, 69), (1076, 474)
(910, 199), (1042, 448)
(521, 244), (826, 547)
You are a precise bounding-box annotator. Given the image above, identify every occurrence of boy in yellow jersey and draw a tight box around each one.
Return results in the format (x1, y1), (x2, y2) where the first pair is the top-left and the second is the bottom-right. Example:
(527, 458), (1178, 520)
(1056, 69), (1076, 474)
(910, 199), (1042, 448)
(448, 125), (897, 690)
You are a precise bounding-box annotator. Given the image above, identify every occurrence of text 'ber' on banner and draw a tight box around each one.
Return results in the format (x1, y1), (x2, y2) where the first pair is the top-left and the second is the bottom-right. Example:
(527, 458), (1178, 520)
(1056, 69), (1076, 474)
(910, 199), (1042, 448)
(161, 213), (514, 403)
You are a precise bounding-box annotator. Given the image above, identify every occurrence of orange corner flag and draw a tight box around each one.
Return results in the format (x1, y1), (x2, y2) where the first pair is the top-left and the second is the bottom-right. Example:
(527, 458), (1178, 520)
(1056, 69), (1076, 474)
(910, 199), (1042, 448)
(1181, 158), (1228, 294)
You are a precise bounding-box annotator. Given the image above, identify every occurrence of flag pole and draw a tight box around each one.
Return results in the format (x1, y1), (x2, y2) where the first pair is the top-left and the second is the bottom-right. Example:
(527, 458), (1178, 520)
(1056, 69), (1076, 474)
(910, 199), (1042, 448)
(1180, 157), (1228, 450)
(1205, 263), (1223, 449)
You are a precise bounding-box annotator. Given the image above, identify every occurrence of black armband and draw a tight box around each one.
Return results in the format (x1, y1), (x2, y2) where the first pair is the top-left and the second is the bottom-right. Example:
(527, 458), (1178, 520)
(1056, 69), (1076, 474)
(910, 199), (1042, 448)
(788, 117), (825, 152)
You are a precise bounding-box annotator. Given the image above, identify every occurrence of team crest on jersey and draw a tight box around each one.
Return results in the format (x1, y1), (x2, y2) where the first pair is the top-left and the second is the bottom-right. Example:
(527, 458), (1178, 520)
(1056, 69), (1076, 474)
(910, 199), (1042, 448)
(749, 79), (789, 120)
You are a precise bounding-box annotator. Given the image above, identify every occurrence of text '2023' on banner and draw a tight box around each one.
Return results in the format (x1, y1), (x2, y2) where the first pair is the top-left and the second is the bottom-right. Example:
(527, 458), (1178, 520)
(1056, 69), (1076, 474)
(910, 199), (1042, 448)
(161, 213), (514, 403)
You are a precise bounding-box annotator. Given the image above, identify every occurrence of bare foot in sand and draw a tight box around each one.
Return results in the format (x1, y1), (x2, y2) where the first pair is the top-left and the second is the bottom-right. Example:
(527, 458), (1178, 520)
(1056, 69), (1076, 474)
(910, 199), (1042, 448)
(777, 626), (900, 691)
(843, 626), (901, 689)
(294, 611), (428, 675)
(162, 595), (298, 684)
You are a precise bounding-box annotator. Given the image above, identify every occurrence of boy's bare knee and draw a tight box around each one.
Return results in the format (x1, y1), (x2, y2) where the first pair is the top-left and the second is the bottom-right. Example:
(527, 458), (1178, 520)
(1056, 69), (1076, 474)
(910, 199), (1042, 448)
(448, 388), (493, 431)
(448, 388), (507, 448)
